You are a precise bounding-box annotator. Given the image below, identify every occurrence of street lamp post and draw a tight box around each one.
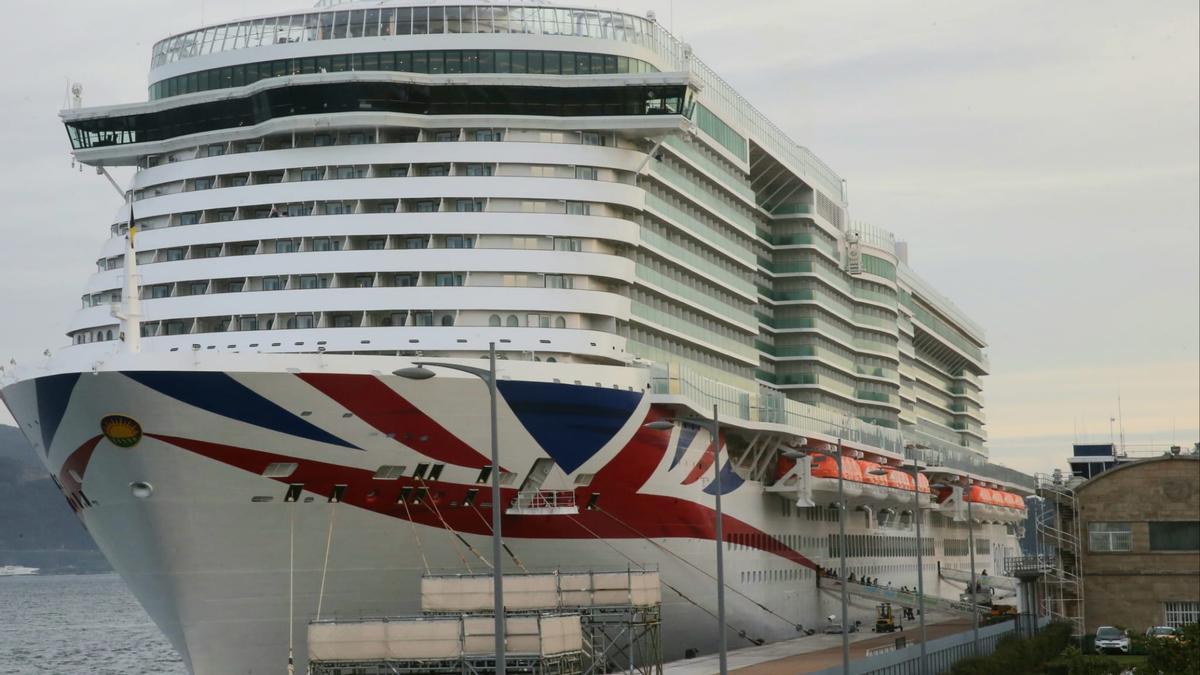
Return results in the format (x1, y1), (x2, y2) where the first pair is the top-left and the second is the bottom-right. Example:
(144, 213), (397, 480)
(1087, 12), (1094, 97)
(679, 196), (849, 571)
(869, 460), (929, 674)
(644, 404), (728, 674)
(793, 441), (850, 674)
(910, 461), (929, 673)
(966, 482), (980, 656)
(834, 440), (850, 675)
(395, 342), (505, 674)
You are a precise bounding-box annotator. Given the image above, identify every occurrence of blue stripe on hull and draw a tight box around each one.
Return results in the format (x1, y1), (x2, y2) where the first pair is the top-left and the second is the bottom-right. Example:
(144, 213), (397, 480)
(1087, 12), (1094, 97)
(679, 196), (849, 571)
(496, 380), (643, 474)
(35, 373), (80, 453)
(124, 371), (357, 449)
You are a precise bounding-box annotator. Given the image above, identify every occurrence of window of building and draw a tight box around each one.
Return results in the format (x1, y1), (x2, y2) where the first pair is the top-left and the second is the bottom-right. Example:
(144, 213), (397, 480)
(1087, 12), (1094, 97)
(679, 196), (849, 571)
(404, 237), (427, 249)
(378, 202), (397, 213)
(423, 165), (449, 177)
(464, 163), (493, 176)
(314, 134), (332, 147)
(574, 166), (598, 180)
(217, 211), (235, 222)
(240, 244), (258, 255)
(555, 316), (567, 329)
(193, 177), (214, 190)
(354, 275), (374, 288)
(229, 175), (248, 187)
(440, 314), (454, 326)
(179, 212), (200, 226)
(189, 282), (208, 295)
(228, 281), (244, 293)
(165, 320), (186, 335)
(1088, 522), (1133, 553)
(325, 202), (352, 215)
(394, 273), (418, 287)
(545, 275), (572, 289)
(333, 314), (354, 328)
(489, 314), (501, 327)
(366, 238), (386, 250)
(1149, 521), (1200, 552)
(206, 144), (225, 157)
(275, 240), (297, 254)
(415, 201), (438, 213)
(335, 166), (365, 179)
(527, 314), (550, 328)
(298, 276), (320, 290)
(1164, 601), (1200, 628)
(435, 273), (464, 287)
(262, 277), (283, 291)
(203, 246), (221, 258)
(389, 167), (409, 177)
(295, 314), (315, 329)
(434, 131), (456, 142)
(312, 238), (338, 252)
(165, 248), (185, 261)
(446, 235), (473, 249)
(554, 238), (583, 252)
(301, 168), (323, 181)
(348, 132), (369, 145)
(413, 311), (434, 326)
(473, 129), (501, 142)
(565, 201), (590, 215)
(580, 132), (605, 146)
(239, 317), (258, 331)
(455, 199), (483, 212)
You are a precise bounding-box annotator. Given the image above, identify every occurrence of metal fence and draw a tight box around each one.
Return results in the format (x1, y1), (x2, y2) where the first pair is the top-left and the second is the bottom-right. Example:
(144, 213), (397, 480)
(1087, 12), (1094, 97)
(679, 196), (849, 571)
(808, 616), (1051, 675)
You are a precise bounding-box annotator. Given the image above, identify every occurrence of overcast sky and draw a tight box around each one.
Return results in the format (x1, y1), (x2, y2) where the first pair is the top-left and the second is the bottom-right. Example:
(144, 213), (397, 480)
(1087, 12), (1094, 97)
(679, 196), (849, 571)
(0, 0), (1196, 476)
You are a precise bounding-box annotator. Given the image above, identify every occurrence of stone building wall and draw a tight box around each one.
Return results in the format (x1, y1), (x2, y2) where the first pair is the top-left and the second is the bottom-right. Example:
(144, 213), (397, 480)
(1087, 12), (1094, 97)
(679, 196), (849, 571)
(1076, 456), (1200, 633)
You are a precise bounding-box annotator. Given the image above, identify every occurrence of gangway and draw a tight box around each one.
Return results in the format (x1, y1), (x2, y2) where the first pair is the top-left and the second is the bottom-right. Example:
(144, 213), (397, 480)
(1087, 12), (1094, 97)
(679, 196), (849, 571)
(817, 578), (989, 619)
(937, 565), (1017, 598)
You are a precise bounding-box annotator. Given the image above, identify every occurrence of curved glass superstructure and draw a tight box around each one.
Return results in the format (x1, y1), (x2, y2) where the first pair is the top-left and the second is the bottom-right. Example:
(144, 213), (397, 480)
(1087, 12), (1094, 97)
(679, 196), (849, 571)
(63, 0), (992, 462)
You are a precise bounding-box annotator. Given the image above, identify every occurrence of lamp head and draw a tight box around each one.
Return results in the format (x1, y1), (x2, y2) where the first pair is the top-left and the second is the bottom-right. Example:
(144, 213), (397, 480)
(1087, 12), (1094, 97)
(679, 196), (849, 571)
(393, 366), (435, 380)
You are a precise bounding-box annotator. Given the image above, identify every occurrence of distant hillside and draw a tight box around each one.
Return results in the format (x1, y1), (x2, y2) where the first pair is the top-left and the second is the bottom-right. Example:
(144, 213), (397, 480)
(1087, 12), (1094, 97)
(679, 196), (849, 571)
(0, 424), (110, 573)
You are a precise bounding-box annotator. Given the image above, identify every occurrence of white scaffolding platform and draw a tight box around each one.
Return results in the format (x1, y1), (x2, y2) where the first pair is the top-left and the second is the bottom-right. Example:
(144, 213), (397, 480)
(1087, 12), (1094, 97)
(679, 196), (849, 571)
(307, 570), (663, 675)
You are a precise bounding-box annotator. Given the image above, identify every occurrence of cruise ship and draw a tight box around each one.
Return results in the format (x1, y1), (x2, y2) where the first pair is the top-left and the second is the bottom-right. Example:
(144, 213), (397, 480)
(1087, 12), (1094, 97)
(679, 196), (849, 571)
(0, 2), (1035, 672)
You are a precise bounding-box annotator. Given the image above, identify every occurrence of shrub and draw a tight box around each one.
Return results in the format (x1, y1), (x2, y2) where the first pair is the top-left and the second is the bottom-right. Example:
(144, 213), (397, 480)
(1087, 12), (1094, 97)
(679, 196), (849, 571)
(949, 622), (1073, 675)
(1146, 623), (1200, 675)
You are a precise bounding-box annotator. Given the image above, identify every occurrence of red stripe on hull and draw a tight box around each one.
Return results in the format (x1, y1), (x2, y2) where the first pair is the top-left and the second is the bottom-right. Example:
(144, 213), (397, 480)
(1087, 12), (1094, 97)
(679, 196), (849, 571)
(149, 409), (816, 569)
(297, 372), (495, 469)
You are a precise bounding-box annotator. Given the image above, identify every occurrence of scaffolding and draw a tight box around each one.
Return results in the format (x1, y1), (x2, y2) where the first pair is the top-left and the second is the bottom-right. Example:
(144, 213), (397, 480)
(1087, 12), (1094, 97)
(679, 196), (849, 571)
(1034, 472), (1085, 638)
(421, 569), (663, 675)
(308, 570), (663, 675)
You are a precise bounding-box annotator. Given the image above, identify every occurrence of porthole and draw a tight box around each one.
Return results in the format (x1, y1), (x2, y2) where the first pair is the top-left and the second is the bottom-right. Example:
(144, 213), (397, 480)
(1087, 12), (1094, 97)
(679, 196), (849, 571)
(130, 481), (153, 499)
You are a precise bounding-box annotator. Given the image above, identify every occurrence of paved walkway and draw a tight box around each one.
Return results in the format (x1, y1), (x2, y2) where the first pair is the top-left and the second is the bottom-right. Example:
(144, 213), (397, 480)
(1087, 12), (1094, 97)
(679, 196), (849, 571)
(664, 613), (972, 675)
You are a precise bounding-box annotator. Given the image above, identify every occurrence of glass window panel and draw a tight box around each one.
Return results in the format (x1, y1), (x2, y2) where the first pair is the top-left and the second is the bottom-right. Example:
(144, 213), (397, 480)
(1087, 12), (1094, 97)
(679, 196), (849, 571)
(428, 51), (444, 74)
(591, 54), (604, 74)
(395, 7), (411, 35)
(232, 65), (245, 87)
(477, 6), (493, 33)
(445, 6), (461, 33)
(428, 6), (444, 34)
(333, 11), (350, 39)
(413, 51), (428, 73)
(510, 51), (527, 74)
(445, 51), (461, 74)
(561, 53), (575, 75)
(350, 53), (364, 71)
(527, 51), (543, 74)
(478, 50), (493, 72)
(544, 51), (560, 74)
(380, 52), (395, 70)
(493, 7), (509, 33)
(541, 8), (558, 35)
(330, 54), (348, 72)
(348, 10), (365, 38)
(461, 6), (476, 33)
(395, 52), (410, 71)
(495, 50), (510, 73)
(412, 7), (427, 35)
(318, 12), (334, 40)
(304, 14), (319, 42)
(365, 9), (380, 37)
(617, 56), (630, 74)
(575, 54), (590, 75)
(380, 8), (395, 36)
(604, 55), (617, 74)
(362, 53), (379, 71)
(462, 50), (479, 73)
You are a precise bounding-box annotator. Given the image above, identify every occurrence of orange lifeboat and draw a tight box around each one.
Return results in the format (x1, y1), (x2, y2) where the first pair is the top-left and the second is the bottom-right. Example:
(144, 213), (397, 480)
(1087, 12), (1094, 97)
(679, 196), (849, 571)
(809, 453), (864, 498)
(916, 473), (932, 494)
(858, 459), (892, 502)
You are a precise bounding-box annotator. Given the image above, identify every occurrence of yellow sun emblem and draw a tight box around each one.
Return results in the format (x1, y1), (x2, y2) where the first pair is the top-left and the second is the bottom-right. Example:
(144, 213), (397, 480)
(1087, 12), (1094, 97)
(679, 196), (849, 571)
(100, 415), (143, 448)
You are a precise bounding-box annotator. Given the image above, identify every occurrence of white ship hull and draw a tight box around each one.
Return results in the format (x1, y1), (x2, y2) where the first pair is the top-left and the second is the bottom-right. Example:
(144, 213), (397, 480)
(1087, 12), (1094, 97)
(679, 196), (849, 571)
(2, 351), (1016, 674)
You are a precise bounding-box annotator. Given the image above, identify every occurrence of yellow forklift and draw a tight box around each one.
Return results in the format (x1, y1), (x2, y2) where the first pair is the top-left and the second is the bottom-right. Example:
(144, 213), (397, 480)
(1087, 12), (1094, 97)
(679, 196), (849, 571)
(874, 602), (904, 633)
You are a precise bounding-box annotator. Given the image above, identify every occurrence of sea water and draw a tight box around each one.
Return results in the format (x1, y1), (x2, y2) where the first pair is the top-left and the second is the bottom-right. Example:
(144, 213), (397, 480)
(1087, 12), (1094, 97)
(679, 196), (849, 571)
(0, 573), (185, 675)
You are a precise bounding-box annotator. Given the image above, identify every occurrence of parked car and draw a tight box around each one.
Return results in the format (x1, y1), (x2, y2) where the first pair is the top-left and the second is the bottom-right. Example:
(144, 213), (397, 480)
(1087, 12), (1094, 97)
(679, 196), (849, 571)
(1145, 625), (1178, 640)
(1094, 626), (1130, 654)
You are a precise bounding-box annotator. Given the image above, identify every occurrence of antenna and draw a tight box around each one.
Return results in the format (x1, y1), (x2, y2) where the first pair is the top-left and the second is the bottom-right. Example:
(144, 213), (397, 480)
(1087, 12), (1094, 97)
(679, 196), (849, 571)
(70, 82), (83, 109)
(1117, 391), (1126, 455)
